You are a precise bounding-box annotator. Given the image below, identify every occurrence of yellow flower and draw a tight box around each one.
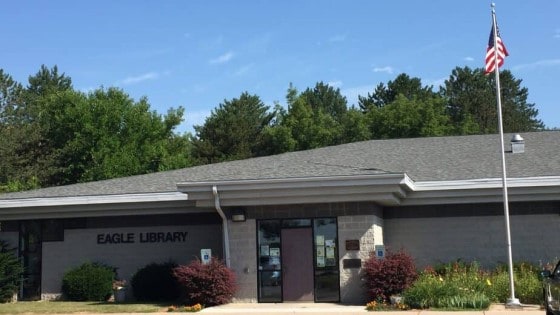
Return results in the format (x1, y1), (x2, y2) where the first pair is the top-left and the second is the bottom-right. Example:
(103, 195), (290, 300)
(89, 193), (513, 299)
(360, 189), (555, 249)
(486, 278), (492, 286)
(439, 276), (444, 282)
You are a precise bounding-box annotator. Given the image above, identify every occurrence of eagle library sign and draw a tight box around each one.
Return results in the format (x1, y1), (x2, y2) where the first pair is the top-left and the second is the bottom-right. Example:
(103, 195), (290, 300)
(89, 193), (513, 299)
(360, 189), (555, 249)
(97, 231), (189, 244)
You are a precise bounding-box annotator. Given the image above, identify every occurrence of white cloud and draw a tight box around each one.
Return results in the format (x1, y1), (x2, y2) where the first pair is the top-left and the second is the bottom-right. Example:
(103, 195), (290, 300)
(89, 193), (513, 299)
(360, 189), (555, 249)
(328, 34), (346, 43)
(327, 80), (343, 88)
(373, 66), (394, 74)
(234, 64), (254, 76)
(464, 56), (474, 62)
(341, 84), (376, 106)
(425, 77), (447, 89)
(512, 59), (560, 71)
(119, 72), (159, 85)
(209, 51), (234, 64)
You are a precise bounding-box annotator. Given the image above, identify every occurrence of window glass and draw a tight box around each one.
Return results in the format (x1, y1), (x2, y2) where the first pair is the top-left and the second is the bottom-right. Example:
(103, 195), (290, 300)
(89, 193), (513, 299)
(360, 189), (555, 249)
(259, 271), (282, 302)
(314, 270), (339, 302)
(257, 220), (282, 302)
(313, 218), (339, 301)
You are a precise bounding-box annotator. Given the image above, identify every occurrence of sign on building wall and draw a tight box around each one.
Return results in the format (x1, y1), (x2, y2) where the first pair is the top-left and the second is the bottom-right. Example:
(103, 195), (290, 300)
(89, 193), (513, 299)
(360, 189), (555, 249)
(96, 231), (189, 244)
(201, 249), (212, 264)
(375, 245), (385, 258)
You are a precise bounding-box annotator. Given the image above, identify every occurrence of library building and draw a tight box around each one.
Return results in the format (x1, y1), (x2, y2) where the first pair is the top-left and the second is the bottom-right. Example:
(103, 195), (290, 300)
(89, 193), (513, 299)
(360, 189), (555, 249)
(0, 131), (559, 304)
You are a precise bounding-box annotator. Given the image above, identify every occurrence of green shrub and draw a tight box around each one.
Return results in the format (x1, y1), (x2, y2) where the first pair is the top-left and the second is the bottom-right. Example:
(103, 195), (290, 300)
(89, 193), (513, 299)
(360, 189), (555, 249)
(484, 270), (509, 302)
(435, 291), (490, 309)
(61, 262), (114, 301)
(401, 272), (442, 309)
(131, 262), (181, 302)
(173, 258), (236, 306)
(0, 240), (23, 303)
(403, 260), (542, 310)
(485, 262), (542, 304)
(363, 249), (417, 302)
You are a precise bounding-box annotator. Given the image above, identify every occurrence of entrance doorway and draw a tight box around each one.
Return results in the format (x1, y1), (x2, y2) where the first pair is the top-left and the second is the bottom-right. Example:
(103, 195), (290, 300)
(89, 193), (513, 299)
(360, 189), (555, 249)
(257, 218), (340, 302)
(281, 228), (313, 301)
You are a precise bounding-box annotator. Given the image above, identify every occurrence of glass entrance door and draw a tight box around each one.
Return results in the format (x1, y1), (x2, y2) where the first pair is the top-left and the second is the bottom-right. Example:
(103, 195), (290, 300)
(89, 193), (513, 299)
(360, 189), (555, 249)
(257, 218), (340, 302)
(19, 221), (42, 301)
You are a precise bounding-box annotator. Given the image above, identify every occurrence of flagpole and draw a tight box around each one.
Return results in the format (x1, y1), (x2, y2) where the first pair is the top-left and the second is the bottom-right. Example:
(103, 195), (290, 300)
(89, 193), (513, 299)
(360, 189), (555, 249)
(490, 2), (520, 307)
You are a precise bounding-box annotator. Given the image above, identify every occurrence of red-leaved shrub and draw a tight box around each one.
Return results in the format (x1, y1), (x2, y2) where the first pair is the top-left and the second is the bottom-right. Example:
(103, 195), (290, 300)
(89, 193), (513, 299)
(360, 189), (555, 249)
(173, 258), (236, 306)
(363, 249), (417, 302)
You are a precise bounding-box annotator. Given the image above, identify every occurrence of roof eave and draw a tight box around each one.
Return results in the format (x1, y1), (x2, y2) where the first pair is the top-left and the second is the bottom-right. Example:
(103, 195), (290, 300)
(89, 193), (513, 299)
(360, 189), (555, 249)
(177, 174), (414, 207)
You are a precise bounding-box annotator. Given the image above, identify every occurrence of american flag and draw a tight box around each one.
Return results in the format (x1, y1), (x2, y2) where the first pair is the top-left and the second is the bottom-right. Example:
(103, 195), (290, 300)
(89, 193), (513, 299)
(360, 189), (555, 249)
(485, 21), (509, 74)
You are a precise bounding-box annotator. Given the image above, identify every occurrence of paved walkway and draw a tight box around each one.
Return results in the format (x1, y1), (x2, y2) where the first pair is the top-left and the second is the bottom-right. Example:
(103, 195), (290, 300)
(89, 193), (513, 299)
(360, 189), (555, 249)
(194, 303), (544, 315)
(48, 303), (544, 315)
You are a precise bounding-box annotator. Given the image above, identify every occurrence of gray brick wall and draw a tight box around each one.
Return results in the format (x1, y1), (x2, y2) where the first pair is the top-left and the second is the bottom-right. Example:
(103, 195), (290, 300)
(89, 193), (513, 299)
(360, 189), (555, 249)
(41, 224), (222, 300)
(385, 212), (560, 268)
(227, 219), (257, 302)
(337, 207), (383, 304)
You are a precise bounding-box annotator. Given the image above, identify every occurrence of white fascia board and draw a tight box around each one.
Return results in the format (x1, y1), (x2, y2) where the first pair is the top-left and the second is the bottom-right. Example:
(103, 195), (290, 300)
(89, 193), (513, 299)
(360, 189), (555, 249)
(178, 173), (412, 206)
(178, 173), (408, 191)
(195, 192), (403, 208)
(402, 176), (560, 205)
(0, 192), (189, 209)
(414, 176), (560, 191)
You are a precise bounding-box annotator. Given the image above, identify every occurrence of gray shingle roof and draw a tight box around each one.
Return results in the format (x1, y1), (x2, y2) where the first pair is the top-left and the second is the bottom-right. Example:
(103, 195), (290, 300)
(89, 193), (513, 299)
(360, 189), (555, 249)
(1, 131), (558, 200)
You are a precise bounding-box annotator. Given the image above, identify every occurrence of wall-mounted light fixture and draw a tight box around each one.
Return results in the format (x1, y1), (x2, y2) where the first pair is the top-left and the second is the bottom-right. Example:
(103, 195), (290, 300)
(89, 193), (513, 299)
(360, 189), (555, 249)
(231, 207), (246, 222)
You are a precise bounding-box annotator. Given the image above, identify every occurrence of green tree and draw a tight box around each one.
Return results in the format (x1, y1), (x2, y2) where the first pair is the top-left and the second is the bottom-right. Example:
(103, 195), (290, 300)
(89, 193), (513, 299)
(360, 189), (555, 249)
(26, 65), (72, 97)
(367, 94), (451, 139)
(0, 240), (23, 302)
(260, 104), (297, 155)
(299, 81), (348, 123)
(270, 83), (352, 151)
(52, 87), (190, 183)
(440, 66), (544, 134)
(0, 70), (41, 191)
(359, 73), (437, 111)
(341, 107), (370, 143)
(0, 66), (193, 191)
(0, 65), (75, 188)
(192, 92), (274, 164)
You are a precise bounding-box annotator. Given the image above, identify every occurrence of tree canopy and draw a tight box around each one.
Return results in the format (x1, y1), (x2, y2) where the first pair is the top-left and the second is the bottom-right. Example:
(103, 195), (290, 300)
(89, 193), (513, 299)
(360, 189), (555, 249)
(0, 66), (191, 192)
(0, 65), (548, 192)
(191, 92), (274, 164)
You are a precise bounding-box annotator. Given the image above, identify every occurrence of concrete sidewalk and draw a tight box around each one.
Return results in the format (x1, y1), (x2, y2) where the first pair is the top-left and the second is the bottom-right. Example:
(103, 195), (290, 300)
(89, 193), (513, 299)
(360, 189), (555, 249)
(197, 303), (544, 315)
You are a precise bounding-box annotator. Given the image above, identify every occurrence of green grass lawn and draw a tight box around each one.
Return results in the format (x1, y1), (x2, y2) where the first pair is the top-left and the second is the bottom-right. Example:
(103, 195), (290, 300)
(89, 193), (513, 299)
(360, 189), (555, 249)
(0, 301), (168, 314)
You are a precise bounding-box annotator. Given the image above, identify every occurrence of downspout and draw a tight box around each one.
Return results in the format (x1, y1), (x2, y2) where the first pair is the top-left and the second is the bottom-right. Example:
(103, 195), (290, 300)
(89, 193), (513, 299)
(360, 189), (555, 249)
(212, 185), (231, 267)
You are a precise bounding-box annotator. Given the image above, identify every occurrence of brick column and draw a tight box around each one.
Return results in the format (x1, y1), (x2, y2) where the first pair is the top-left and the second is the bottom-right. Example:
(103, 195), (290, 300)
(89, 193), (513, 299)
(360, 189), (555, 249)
(228, 219), (257, 302)
(337, 213), (383, 304)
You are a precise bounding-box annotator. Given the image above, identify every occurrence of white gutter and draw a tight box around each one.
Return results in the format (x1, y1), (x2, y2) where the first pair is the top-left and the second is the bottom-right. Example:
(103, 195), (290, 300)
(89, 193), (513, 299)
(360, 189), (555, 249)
(0, 192), (190, 208)
(212, 185), (231, 267)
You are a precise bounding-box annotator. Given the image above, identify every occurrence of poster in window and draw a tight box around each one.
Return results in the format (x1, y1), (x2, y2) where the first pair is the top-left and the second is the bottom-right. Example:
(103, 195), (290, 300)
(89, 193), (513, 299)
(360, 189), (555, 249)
(317, 256), (325, 267)
(260, 245), (270, 256)
(269, 247), (280, 257)
(316, 235), (324, 246)
(325, 239), (335, 248)
(326, 247), (335, 259)
(316, 246), (325, 257)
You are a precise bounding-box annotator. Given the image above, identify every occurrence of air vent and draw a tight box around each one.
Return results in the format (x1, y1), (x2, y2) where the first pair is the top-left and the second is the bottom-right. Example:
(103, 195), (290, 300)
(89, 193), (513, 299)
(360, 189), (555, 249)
(510, 134), (524, 154)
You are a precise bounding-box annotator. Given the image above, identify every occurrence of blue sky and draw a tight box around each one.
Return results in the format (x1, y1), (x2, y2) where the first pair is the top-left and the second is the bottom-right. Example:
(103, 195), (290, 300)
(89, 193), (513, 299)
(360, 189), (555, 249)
(1, 1), (558, 133)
